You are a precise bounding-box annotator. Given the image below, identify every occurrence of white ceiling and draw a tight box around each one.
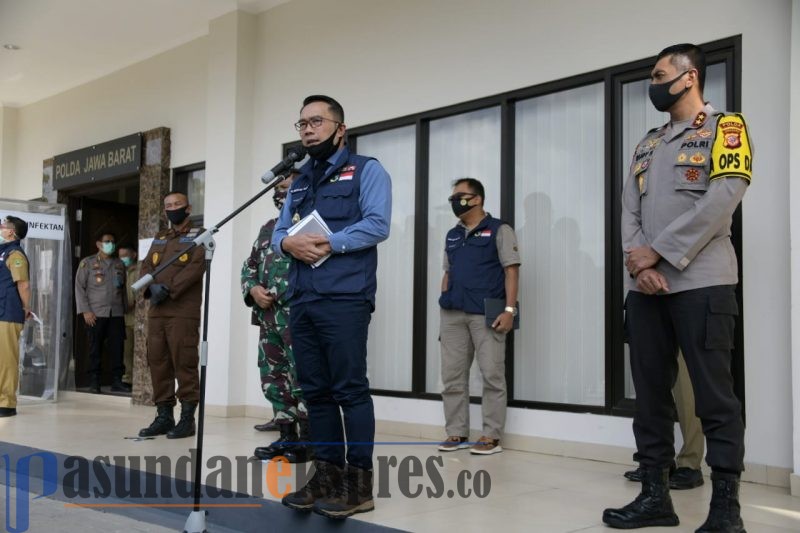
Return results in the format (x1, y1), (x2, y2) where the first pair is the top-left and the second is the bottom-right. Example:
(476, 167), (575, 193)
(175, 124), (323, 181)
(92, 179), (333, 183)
(0, 0), (289, 107)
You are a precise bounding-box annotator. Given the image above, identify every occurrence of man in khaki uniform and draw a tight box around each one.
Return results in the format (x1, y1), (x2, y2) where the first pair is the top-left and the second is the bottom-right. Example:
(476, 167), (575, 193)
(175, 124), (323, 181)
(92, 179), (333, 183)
(118, 244), (139, 386)
(0, 216), (30, 418)
(75, 231), (128, 393)
(138, 192), (205, 439)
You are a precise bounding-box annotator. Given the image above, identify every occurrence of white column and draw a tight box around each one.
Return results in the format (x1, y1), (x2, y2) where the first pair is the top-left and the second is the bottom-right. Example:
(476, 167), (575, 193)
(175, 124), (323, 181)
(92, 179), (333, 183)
(790, 0), (800, 498)
(0, 106), (19, 197)
(203, 10), (257, 414)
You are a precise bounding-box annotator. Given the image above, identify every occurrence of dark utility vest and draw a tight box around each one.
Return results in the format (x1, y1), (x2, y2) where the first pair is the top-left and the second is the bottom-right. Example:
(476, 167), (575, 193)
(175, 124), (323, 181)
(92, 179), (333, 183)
(439, 216), (506, 315)
(286, 149), (377, 304)
(0, 241), (27, 324)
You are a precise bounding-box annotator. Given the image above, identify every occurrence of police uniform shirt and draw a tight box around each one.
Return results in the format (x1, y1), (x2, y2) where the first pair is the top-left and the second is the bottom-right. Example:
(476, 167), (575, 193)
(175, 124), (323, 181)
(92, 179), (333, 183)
(621, 103), (752, 294)
(443, 218), (521, 271)
(75, 254), (126, 316)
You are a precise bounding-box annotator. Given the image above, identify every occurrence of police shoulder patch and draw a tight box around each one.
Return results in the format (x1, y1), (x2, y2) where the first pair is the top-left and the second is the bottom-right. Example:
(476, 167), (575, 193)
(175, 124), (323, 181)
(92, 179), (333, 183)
(709, 113), (752, 182)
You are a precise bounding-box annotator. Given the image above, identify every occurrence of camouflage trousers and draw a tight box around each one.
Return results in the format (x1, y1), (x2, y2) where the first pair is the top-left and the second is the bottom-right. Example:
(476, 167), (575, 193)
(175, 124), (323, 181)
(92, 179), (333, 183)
(258, 322), (307, 423)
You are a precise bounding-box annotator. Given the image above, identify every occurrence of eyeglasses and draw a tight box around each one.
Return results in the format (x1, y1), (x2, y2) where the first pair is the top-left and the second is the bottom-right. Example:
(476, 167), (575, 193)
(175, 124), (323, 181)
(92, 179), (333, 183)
(294, 116), (340, 131)
(448, 193), (476, 203)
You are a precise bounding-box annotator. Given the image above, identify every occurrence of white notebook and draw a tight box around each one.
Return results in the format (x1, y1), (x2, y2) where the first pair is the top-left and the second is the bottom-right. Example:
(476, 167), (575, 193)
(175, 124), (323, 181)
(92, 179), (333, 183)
(287, 209), (332, 268)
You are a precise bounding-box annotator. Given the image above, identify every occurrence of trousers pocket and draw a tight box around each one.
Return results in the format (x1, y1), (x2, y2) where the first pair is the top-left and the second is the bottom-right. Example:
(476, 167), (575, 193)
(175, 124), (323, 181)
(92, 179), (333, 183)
(705, 293), (739, 350)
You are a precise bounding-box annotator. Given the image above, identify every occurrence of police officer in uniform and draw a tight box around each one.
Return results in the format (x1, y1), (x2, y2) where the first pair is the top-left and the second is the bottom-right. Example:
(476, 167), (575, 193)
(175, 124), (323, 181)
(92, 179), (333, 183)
(241, 168), (311, 463)
(0, 216), (31, 417)
(138, 192), (206, 439)
(603, 44), (751, 532)
(273, 95), (392, 518)
(437, 178), (520, 456)
(75, 231), (129, 393)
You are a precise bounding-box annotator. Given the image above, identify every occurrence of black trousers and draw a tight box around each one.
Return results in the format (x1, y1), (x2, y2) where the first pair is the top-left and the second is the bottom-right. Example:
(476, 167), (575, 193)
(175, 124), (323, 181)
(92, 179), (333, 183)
(627, 285), (744, 473)
(87, 316), (125, 381)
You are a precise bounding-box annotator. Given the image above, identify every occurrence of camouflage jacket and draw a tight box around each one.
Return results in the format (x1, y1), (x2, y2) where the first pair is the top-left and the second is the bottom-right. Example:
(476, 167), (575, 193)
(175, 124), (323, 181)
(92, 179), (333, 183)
(241, 218), (291, 328)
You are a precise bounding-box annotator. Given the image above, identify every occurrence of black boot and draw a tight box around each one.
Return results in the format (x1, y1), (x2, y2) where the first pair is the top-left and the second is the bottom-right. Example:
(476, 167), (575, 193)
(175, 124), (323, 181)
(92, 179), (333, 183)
(166, 401), (196, 439)
(138, 404), (175, 437)
(313, 464), (375, 519)
(89, 376), (101, 394)
(282, 460), (342, 511)
(253, 422), (298, 460)
(695, 472), (746, 532)
(603, 466), (680, 528)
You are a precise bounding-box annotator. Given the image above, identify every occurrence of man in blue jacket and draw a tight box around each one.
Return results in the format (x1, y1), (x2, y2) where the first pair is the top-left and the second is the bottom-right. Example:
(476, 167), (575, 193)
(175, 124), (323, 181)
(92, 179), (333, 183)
(0, 215), (31, 418)
(437, 178), (520, 456)
(272, 95), (391, 519)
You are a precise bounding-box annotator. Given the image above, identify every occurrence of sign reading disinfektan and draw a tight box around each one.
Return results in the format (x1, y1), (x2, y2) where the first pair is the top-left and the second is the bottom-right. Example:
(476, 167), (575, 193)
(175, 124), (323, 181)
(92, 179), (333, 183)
(52, 133), (142, 190)
(1, 209), (66, 241)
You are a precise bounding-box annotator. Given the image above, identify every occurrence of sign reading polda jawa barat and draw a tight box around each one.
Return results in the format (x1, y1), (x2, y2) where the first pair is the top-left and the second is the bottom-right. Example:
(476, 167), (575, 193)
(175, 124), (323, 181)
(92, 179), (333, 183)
(53, 133), (142, 189)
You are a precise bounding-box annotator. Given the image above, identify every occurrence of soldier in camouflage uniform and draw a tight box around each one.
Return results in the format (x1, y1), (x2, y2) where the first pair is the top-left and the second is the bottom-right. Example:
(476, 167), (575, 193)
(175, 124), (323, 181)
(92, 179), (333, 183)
(241, 169), (310, 463)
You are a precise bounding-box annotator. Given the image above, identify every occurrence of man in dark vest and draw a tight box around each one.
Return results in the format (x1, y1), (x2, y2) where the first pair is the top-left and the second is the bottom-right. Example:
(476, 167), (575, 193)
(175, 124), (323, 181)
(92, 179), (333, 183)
(0, 215), (31, 418)
(437, 178), (520, 456)
(273, 95), (392, 519)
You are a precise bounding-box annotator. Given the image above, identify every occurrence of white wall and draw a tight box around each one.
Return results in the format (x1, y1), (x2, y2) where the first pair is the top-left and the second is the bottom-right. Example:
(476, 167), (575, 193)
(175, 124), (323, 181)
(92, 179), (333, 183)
(0, 106), (18, 196)
(1, 0), (794, 471)
(6, 36), (209, 200)
(790, 0), (800, 486)
(249, 0), (794, 469)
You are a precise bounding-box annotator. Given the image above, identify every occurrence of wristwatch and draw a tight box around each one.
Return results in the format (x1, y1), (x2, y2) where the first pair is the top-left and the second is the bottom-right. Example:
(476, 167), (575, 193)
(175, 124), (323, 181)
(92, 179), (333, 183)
(504, 306), (517, 316)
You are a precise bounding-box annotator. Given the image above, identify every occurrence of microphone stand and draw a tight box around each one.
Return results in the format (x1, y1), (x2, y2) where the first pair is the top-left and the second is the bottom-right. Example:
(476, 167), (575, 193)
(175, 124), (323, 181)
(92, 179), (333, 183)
(131, 172), (290, 533)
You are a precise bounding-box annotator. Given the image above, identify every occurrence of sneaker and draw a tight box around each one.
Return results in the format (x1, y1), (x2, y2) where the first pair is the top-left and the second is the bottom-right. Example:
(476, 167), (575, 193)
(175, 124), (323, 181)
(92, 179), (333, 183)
(438, 436), (469, 452)
(470, 436), (502, 455)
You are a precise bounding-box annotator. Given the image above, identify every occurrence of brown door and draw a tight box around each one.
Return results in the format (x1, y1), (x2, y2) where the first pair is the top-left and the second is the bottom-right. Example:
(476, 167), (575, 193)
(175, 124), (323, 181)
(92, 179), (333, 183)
(72, 197), (138, 389)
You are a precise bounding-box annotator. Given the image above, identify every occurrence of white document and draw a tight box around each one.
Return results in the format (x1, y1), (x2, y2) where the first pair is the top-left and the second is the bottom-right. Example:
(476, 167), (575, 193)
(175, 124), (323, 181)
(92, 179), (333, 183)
(287, 209), (332, 268)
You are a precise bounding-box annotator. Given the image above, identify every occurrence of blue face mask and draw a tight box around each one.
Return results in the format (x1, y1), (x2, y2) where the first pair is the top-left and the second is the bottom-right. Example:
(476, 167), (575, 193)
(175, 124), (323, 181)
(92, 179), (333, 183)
(121, 256), (134, 267)
(101, 242), (116, 255)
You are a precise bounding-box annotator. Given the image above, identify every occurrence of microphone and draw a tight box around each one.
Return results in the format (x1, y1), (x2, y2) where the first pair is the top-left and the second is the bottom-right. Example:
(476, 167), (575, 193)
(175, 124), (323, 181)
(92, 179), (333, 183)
(260, 146), (307, 184)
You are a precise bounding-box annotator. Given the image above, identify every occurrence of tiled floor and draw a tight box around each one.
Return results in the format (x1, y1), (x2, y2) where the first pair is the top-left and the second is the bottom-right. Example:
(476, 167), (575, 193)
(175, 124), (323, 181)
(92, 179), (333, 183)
(2, 394), (799, 533)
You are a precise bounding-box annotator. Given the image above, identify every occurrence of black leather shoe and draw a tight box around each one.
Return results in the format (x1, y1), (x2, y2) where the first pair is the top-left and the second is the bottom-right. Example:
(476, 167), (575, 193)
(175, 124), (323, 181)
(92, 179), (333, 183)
(89, 380), (101, 394)
(254, 418), (279, 432)
(670, 467), (704, 490)
(624, 466), (643, 482)
(0, 407), (17, 417)
(111, 380), (132, 392)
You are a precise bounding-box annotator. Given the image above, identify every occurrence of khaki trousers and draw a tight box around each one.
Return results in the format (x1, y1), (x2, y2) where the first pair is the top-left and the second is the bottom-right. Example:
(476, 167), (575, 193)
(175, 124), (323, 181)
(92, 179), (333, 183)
(0, 321), (23, 408)
(440, 308), (507, 440)
(674, 350), (705, 469)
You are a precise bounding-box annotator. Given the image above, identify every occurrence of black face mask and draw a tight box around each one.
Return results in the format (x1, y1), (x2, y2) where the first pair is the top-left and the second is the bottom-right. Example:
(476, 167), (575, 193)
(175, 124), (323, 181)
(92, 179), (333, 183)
(166, 207), (189, 225)
(450, 196), (476, 217)
(273, 190), (288, 210)
(648, 70), (690, 112)
(306, 128), (340, 161)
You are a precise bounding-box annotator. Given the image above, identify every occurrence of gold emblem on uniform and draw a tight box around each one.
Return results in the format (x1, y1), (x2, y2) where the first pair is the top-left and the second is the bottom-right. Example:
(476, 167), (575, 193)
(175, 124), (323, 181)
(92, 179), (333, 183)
(692, 111), (707, 128)
(292, 213), (301, 224)
(685, 168), (700, 181)
(677, 153), (688, 163)
(690, 152), (706, 164)
(638, 174), (646, 194)
(152, 252), (160, 266)
(179, 253), (189, 263)
(697, 129), (712, 138)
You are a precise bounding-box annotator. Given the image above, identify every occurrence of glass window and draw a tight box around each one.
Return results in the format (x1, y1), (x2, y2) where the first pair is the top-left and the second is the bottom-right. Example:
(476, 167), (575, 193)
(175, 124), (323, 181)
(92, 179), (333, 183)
(425, 107), (502, 394)
(513, 83), (606, 405)
(357, 126), (416, 391)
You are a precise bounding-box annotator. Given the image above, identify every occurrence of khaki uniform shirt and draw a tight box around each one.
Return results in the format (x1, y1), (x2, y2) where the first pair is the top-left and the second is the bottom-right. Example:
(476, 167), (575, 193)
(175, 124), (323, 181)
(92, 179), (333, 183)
(4, 250), (29, 284)
(621, 103), (753, 294)
(139, 225), (206, 319)
(75, 254), (126, 317)
(124, 263), (139, 327)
